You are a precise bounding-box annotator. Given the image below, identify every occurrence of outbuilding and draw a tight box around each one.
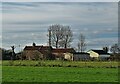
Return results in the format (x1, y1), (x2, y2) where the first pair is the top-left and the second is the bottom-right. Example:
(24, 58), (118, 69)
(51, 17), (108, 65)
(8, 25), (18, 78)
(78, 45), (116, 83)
(73, 52), (90, 61)
(87, 49), (110, 60)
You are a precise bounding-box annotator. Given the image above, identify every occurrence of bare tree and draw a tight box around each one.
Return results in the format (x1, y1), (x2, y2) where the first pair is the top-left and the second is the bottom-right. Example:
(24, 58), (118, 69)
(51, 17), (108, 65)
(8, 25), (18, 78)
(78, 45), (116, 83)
(48, 24), (73, 48)
(48, 28), (52, 46)
(110, 43), (120, 60)
(77, 33), (86, 52)
(48, 24), (64, 48)
(59, 26), (73, 48)
(10, 46), (16, 60)
(103, 46), (109, 53)
(110, 43), (120, 54)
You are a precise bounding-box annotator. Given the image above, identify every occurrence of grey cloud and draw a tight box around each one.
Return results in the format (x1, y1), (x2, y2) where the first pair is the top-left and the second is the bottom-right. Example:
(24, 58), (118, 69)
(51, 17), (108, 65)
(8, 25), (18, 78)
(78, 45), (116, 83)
(2, 2), (118, 52)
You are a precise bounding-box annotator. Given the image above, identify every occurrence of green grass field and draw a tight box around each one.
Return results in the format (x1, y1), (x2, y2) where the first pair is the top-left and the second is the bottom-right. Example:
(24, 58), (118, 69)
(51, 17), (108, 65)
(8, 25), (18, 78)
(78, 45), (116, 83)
(2, 66), (118, 82)
(2, 60), (119, 83)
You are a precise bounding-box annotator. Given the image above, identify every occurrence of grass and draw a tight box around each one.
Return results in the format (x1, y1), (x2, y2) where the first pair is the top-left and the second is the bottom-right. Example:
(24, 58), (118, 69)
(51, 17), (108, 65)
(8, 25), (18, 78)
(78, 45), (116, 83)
(2, 66), (118, 83)
(1, 60), (119, 83)
(2, 60), (119, 68)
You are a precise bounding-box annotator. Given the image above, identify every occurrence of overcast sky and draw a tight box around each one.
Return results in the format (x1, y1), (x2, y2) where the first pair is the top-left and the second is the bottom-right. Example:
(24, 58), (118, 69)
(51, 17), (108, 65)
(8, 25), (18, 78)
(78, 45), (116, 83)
(2, 2), (118, 52)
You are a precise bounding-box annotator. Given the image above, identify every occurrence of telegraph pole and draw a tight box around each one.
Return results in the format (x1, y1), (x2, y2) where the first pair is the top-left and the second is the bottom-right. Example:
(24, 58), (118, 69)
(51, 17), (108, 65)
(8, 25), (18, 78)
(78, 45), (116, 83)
(48, 28), (51, 46)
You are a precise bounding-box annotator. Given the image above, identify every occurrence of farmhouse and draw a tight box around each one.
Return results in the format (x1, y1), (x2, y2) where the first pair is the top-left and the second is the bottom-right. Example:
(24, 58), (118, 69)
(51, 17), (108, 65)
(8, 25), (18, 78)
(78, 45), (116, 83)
(23, 43), (110, 61)
(73, 52), (90, 61)
(24, 43), (53, 60)
(52, 48), (75, 60)
(23, 43), (76, 60)
(87, 49), (110, 60)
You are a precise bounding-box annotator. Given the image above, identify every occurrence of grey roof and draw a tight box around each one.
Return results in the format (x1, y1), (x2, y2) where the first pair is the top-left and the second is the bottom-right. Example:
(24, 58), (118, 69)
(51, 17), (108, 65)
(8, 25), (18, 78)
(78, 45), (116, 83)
(91, 49), (110, 55)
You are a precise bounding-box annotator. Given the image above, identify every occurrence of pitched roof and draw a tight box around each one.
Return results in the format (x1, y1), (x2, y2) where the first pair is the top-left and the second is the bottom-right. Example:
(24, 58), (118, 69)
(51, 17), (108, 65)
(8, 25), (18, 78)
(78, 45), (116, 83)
(73, 52), (89, 55)
(24, 45), (52, 51)
(91, 49), (109, 55)
(52, 48), (75, 53)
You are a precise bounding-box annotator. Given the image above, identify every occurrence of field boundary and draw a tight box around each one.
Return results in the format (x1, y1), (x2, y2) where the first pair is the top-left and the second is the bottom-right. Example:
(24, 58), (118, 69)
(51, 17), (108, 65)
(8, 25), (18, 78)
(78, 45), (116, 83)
(2, 60), (119, 68)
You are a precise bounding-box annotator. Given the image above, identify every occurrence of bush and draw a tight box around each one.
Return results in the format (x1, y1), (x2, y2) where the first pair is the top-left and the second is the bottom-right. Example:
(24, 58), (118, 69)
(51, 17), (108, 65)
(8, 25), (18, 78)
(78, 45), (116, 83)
(8, 61), (14, 66)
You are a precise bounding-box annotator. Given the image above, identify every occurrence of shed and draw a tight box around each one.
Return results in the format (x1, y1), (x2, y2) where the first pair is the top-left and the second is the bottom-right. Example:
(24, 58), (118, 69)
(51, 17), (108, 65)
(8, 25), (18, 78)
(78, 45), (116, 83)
(73, 52), (90, 61)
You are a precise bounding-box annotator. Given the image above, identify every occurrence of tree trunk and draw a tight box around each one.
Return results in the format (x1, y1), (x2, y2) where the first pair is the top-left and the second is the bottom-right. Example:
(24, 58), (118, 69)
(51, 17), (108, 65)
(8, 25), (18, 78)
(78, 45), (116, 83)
(64, 43), (67, 48)
(56, 41), (58, 48)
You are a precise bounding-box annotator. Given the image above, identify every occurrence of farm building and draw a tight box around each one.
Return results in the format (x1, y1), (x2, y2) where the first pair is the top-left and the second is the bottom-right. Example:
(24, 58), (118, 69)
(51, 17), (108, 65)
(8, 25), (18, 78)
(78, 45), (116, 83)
(24, 43), (53, 60)
(52, 48), (75, 60)
(87, 49), (110, 60)
(23, 43), (76, 60)
(73, 52), (90, 61)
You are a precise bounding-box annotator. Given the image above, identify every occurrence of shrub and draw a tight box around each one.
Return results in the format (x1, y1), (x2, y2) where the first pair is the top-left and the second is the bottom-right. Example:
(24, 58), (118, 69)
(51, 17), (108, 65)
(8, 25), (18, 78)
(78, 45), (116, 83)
(8, 61), (14, 66)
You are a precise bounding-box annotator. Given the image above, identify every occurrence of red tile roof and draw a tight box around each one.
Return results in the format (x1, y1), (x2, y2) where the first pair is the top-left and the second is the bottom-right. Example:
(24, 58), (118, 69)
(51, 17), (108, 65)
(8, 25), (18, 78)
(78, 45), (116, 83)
(24, 45), (75, 53)
(24, 46), (52, 51)
(52, 48), (75, 53)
